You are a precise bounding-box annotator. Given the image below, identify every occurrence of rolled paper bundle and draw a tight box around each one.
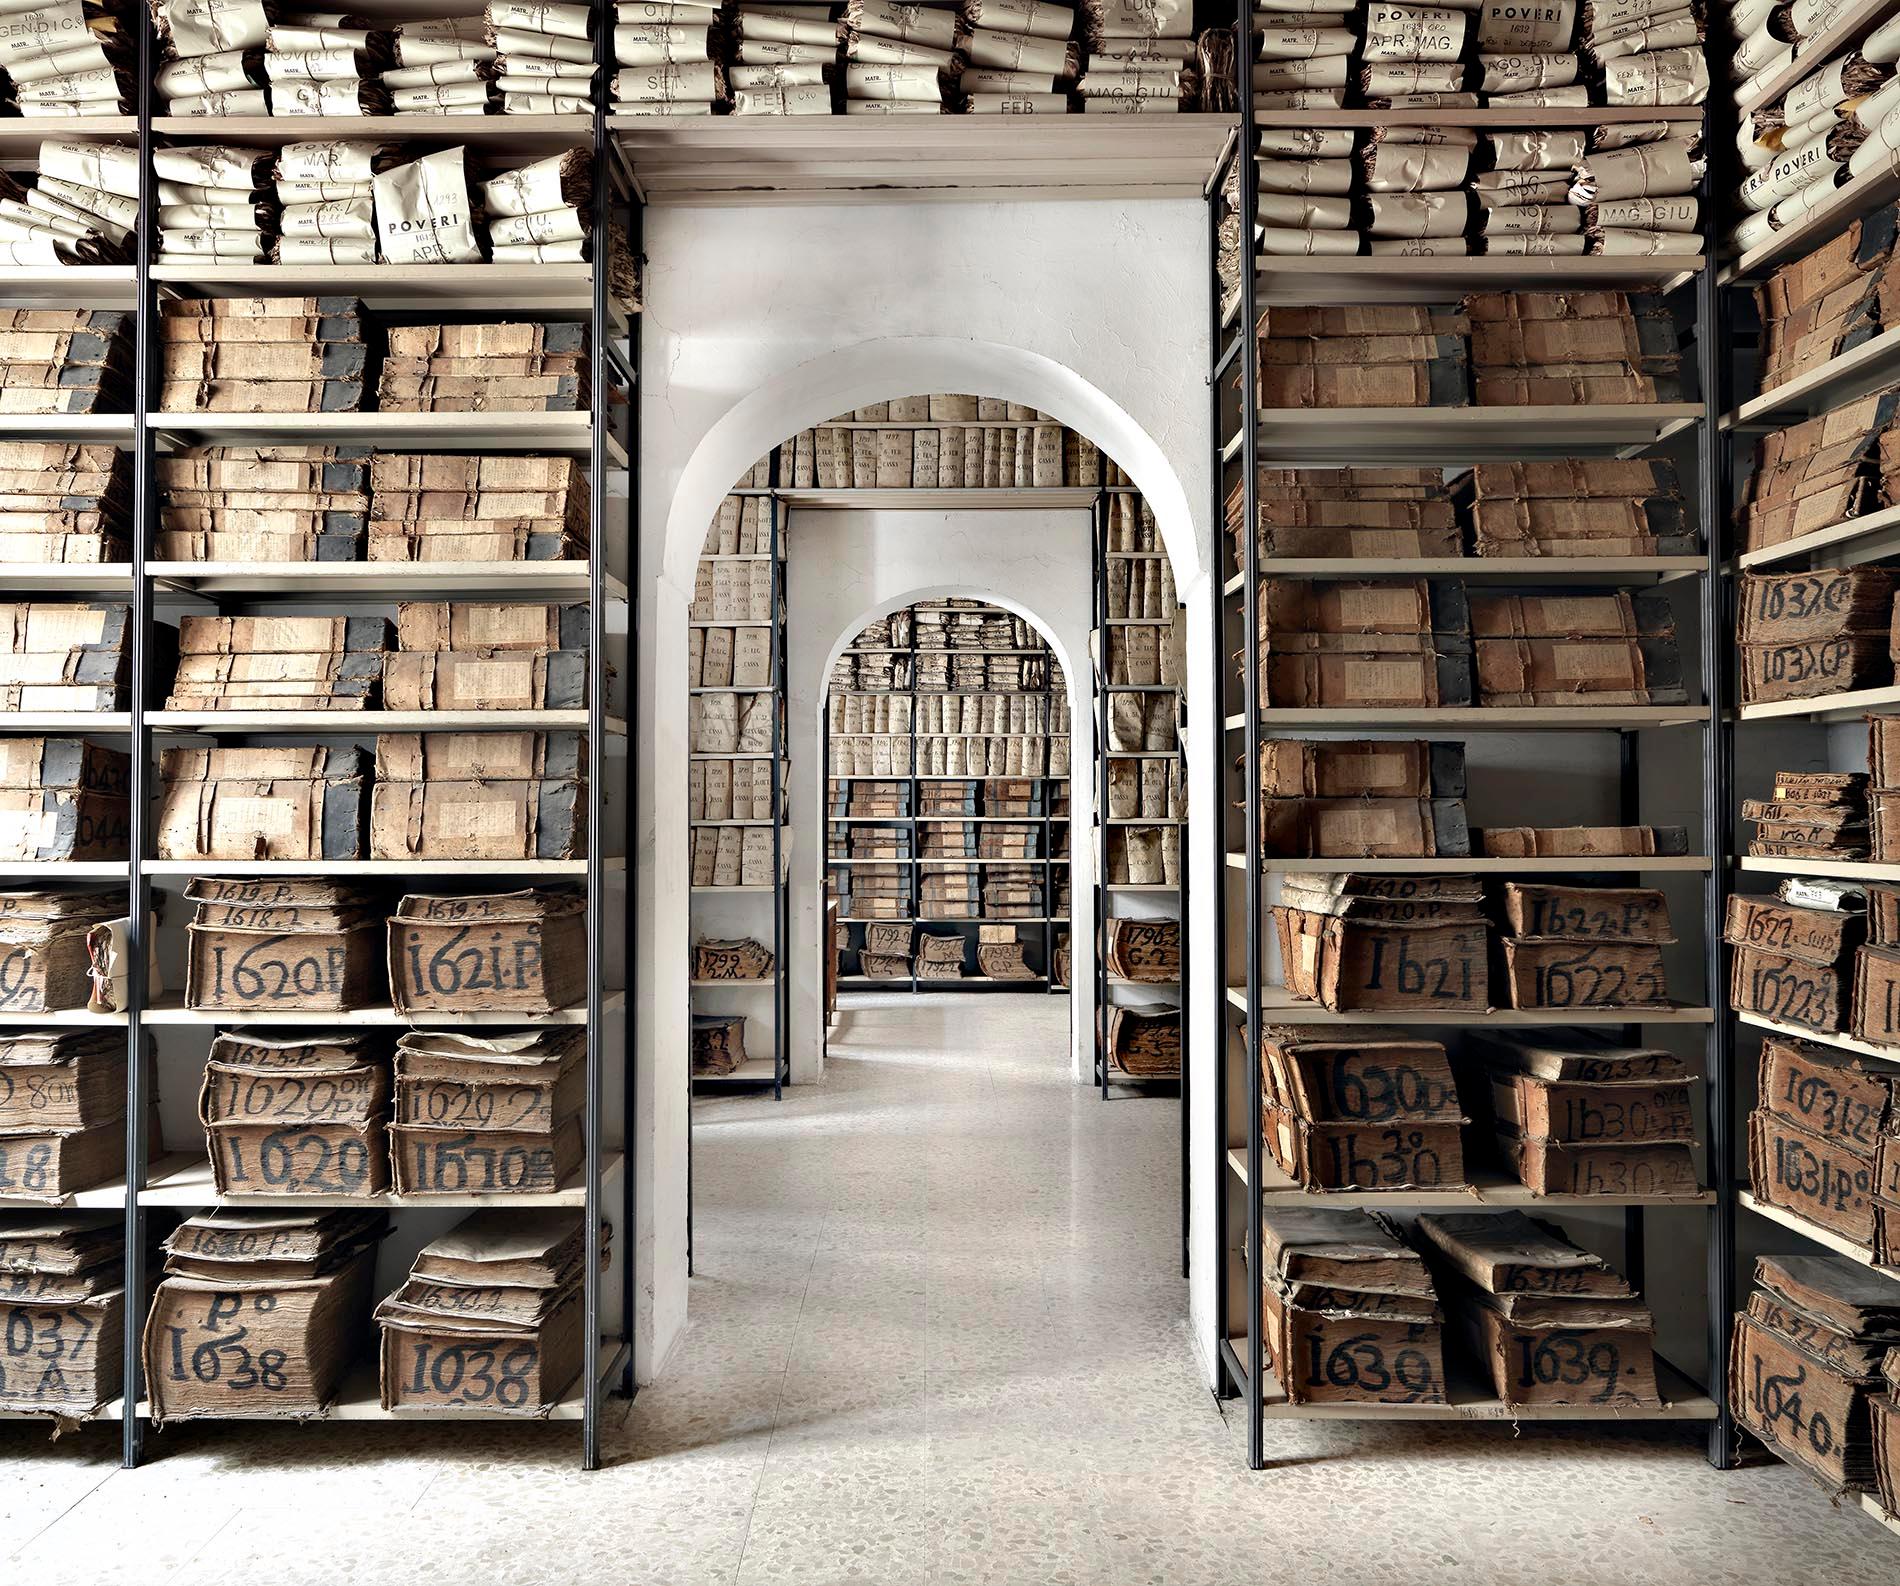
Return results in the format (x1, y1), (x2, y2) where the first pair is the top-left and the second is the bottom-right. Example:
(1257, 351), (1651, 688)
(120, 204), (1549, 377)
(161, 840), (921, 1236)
(490, 24), (595, 61)
(152, 0), (270, 59)
(1252, 24), (1355, 59)
(165, 86), (270, 114)
(483, 149), (591, 215)
(490, 238), (588, 260)
(728, 61), (829, 86)
(1481, 232), (1586, 254)
(486, 0), (594, 38)
(1367, 234), (1471, 254)
(1474, 0), (1576, 51)
(1477, 202), (1582, 235)
(615, 22), (718, 62)
(1361, 60), (1468, 98)
(39, 137), (138, 198)
(854, 0), (958, 47)
(157, 225), (269, 257)
(489, 205), (586, 245)
(1082, 0), (1193, 40)
(271, 76), (396, 114)
(1589, 192), (1699, 231)
(1253, 53), (1348, 88)
(1260, 225), (1363, 254)
(1258, 126), (1354, 158)
(1477, 53), (1578, 95)
(153, 143), (273, 191)
(157, 199), (276, 230)
(279, 195), (375, 239)
(1362, 3), (1467, 62)
(275, 140), (403, 186)
(611, 57), (724, 100)
(959, 24), (1077, 72)
(962, 89), (1068, 109)
(732, 81), (837, 111)
(845, 61), (945, 98)
(1255, 155), (1352, 195)
(394, 16), (496, 65)
(1470, 169), (1573, 205)
(274, 236), (378, 263)
(738, 9), (842, 46)
(960, 0), (1075, 41)
(265, 46), (390, 82)
(1590, 227), (1704, 254)
(1255, 189), (1352, 228)
(1364, 191), (1469, 238)
(1252, 85), (1346, 108)
(1485, 128), (1585, 170)
(1572, 137), (1702, 206)
(1601, 44), (1709, 105)
(959, 65), (1055, 90)
(390, 80), (501, 112)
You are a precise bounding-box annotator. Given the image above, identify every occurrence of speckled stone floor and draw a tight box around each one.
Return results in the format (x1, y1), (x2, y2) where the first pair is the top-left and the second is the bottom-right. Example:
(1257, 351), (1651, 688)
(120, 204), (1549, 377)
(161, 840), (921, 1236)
(4, 992), (1897, 1584)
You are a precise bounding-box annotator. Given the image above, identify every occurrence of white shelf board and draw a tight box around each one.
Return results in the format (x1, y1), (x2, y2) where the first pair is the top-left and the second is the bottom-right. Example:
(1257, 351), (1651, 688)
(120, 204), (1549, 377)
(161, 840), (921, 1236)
(0, 713), (131, 733)
(143, 859), (605, 877)
(0, 1008), (122, 1027)
(149, 561), (623, 600)
(1862, 1496), (1900, 1539)
(0, 1177), (126, 1210)
(1738, 683), (1900, 722)
(1736, 1011), (1900, 1068)
(1244, 1356), (1715, 1422)
(694, 1058), (783, 1083)
(0, 415), (131, 441)
(1255, 253), (1701, 306)
(1737, 503), (1900, 570)
(0, 564), (132, 591)
(149, 410), (619, 463)
(1240, 855), (1710, 874)
(1106, 882), (1177, 891)
(151, 114), (595, 148)
(1739, 1190), (1900, 1281)
(149, 710), (621, 734)
(1225, 557), (1703, 589)
(1727, 326), (1900, 430)
(141, 991), (620, 1027)
(1225, 985), (1713, 1024)
(140, 1150), (619, 1210)
(1739, 856), (1900, 881)
(1234, 706), (1704, 731)
(153, 263), (599, 311)
(0, 116), (133, 144)
(0, 862), (126, 880)
(1238, 405), (1702, 465)
(0, 266), (135, 306)
(779, 488), (1099, 510)
(1107, 977), (1179, 989)
(613, 115), (1232, 206)
(1226, 1149), (1712, 1208)
(1252, 108), (1703, 129)
(689, 979), (775, 989)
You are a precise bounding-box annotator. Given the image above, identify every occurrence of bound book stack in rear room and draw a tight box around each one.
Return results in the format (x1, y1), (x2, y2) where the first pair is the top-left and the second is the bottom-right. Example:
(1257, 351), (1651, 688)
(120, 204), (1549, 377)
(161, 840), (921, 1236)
(1417, 1212), (1662, 1407)
(1466, 1032), (1699, 1198)
(377, 1210), (589, 1415)
(1733, 1254), (1900, 1495)
(0, 601), (132, 711)
(1106, 1005), (1179, 1076)
(1471, 591), (1684, 706)
(1259, 1024), (1467, 1191)
(184, 876), (383, 1013)
(1255, 304), (1469, 408)
(1497, 881), (1675, 1011)
(1258, 1207), (1448, 1406)
(386, 601), (587, 717)
(388, 886), (586, 1016)
(1272, 871), (1489, 1014)
(0, 736), (128, 862)
(156, 746), (367, 862)
(372, 732), (585, 863)
(0, 442), (129, 566)
(1256, 578), (1472, 710)
(1725, 882), (1863, 1037)
(1231, 467), (1459, 560)
(1754, 207), (1897, 396)
(912, 931), (963, 981)
(201, 1030), (391, 1198)
(1738, 567), (1897, 705)
(369, 452), (587, 562)
(155, 446), (370, 563)
(0, 1027), (131, 1199)
(691, 1014), (748, 1075)
(166, 614), (390, 713)
(389, 1025), (582, 1195)
(1258, 737), (1468, 859)
(856, 922), (909, 979)
(378, 320), (587, 413)
(1744, 768), (1869, 861)
(1747, 1030), (1898, 1263)
(1737, 385), (1900, 558)
(142, 1208), (387, 1421)
(0, 310), (130, 414)
(919, 861), (978, 920)
(158, 297), (366, 413)
(1464, 290), (1682, 405)
(1465, 459), (1693, 558)
(838, 855), (911, 921)
(0, 889), (119, 1014)
(0, 1214), (124, 1417)
(1104, 916), (1178, 982)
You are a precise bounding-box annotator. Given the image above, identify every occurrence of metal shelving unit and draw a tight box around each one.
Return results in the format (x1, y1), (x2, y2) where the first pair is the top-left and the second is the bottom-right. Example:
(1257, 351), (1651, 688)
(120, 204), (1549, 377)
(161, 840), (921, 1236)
(0, 4), (637, 1470)
(1208, 26), (1731, 1469)
(827, 597), (1070, 994)
(691, 463), (790, 1100)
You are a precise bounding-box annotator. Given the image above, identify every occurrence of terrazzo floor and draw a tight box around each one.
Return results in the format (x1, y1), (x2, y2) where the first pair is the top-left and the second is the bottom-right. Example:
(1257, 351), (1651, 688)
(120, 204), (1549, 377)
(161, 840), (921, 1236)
(5, 991), (1898, 1585)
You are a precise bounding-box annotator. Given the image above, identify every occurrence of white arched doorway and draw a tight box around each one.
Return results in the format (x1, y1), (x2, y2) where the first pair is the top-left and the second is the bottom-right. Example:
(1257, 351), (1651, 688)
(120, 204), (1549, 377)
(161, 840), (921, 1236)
(635, 334), (1222, 1392)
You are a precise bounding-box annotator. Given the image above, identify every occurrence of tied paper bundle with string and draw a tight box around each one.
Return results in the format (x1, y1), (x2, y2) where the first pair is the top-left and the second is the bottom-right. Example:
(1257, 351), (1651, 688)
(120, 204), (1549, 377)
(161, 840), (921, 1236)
(1360, 1), (1472, 109)
(612, 0), (726, 116)
(274, 139), (398, 264)
(729, 2), (838, 115)
(261, 15), (394, 115)
(1734, 50), (1900, 254)
(0, 0), (137, 117)
(959, 0), (1081, 107)
(1254, 126), (1360, 255)
(485, 0), (598, 112)
(1473, 128), (1587, 257)
(846, 0), (953, 115)
(481, 148), (590, 263)
(1361, 124), (1474, 254)
(153, 144), (275, 264)
(1571, 120), (1705, 256)
(1578, 0), (1708, 106)
(150, 0), (270, 115)
(1472, 0), (1584, 108)
(372, 144), (480, 264)
(383, 15), (499, 114)
(0, 139), (137, 265)
(1077, 0), (1198, 116)
(1246, 0), (1360, 111)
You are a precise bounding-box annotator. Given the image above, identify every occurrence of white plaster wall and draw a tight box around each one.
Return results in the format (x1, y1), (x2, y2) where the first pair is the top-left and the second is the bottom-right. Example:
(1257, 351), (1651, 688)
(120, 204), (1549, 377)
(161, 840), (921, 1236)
(785, 508), (1096, 1084)
(638, 199), (1218, 1388)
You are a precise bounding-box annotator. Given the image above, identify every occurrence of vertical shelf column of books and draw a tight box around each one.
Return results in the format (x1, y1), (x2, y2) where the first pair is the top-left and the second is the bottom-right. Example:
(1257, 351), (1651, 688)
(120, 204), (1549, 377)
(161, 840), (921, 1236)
(690, 455), (789, 1097)
(1211, 51), (1728, 1467)
(0, 52), (642, 1466)
(1717, 13), (1900, 1520)
(1093, 485), (1188, 1097)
